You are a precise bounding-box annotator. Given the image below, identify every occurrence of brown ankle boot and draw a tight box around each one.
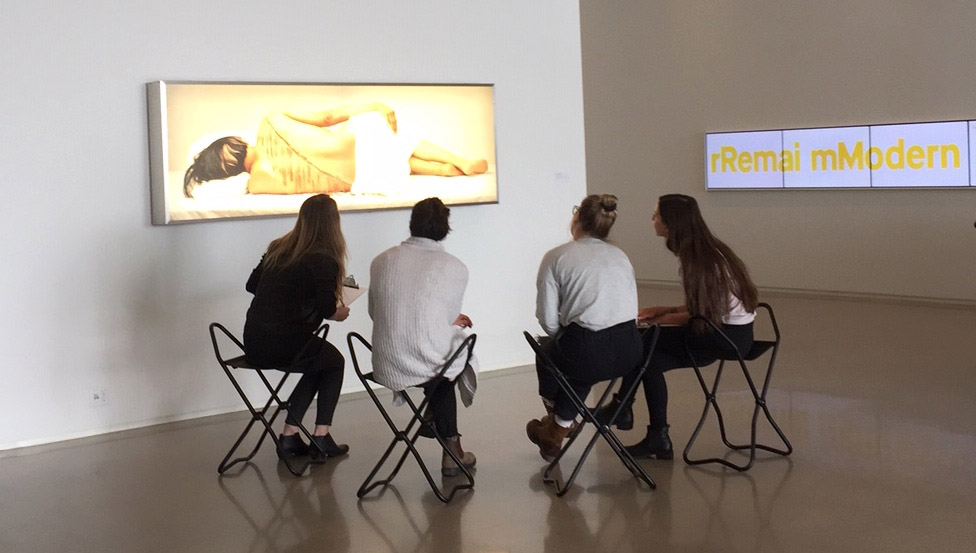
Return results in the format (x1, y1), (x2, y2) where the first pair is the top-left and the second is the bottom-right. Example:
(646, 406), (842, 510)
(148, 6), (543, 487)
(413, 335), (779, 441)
(441, 435), (476, 477)
(526, 415), (578, 462)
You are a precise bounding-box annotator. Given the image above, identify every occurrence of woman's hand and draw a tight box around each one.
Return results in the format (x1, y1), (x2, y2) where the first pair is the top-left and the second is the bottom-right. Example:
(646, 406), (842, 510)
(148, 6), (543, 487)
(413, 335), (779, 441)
(637, 306), (672, 323)
(374, 103), (397, 133)
(453, 313), (473, 328)
(330, 306), (350, 322)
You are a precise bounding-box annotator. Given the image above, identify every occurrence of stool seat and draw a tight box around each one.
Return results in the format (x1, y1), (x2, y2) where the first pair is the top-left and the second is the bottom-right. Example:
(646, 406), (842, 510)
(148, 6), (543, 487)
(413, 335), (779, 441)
(224, 355), (255, 370)
(710, 340), (775, 362)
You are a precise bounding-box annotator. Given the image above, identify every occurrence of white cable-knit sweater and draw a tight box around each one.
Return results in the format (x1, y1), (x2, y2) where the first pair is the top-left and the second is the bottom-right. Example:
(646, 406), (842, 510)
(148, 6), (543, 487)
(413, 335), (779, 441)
(368, 237), (478, 400)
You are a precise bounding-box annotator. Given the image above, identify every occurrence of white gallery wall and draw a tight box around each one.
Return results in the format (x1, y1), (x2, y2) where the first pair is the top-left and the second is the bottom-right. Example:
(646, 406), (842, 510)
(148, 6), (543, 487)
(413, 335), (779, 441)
(0, 1), (587, 449)
(580, 0), (976, 303)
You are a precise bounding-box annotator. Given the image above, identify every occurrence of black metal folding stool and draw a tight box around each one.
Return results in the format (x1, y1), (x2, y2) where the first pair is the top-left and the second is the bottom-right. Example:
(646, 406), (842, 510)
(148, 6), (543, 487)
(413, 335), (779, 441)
(682, 302), (793, 471)
(209, 322), (330, 477)
(522, 325), (660, 496)
(346, 331), (476, 503)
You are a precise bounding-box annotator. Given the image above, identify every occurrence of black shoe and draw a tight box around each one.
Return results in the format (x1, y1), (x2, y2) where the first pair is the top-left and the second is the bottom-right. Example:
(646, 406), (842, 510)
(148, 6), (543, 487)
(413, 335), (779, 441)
(309, 434), (349, 461)
(625, 425), (673, 460)
(277, 433), (310, 459)
(593, 394), (634, 430)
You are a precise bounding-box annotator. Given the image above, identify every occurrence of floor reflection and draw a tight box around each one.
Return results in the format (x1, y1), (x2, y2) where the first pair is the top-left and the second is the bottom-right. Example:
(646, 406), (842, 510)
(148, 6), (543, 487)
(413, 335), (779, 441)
(218, 459), (350, 553)
(356, 481), (472, 553)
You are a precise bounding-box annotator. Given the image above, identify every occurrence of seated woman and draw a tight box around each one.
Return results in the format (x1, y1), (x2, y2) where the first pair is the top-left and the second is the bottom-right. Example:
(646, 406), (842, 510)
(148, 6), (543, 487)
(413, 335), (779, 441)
(182, 103), (489, 198)
(368, 197), (478, 477)
(525, 194), (644, 462)
(243, 194), (351, 460)
(598, 193), (759, 459)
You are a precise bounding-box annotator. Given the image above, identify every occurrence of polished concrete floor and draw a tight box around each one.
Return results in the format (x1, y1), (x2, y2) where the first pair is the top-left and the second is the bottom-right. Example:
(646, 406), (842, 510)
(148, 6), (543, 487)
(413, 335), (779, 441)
(2, 294), (975, 553)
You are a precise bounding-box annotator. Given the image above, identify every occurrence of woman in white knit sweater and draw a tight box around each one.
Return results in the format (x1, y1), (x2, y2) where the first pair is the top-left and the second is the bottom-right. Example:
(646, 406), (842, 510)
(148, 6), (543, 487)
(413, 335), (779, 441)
(368, 197), (477, 476)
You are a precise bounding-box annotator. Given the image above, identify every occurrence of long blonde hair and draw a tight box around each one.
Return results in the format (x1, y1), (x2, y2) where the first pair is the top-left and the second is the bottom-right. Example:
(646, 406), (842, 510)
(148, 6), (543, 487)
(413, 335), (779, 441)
(263, 194), (347, 301)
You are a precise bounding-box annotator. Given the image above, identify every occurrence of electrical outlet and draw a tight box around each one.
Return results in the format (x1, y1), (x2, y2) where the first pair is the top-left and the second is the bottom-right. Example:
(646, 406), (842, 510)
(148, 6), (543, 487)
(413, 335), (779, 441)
(89, 388), (109, 407)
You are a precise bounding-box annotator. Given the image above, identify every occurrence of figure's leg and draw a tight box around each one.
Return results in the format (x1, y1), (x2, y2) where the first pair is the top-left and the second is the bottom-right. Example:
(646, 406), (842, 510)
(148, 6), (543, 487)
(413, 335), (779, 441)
(411, 140), (488, 176)
(409, 157), (463, 177)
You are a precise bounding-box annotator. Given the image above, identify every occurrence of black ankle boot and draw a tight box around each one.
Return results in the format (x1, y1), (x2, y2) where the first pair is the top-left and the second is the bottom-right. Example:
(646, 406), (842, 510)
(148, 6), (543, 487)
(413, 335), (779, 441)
(309, 434), (349, 461)
(625, 425), (673, 459)
(593, 394), (634, 430)
(277, 433), (310, 459)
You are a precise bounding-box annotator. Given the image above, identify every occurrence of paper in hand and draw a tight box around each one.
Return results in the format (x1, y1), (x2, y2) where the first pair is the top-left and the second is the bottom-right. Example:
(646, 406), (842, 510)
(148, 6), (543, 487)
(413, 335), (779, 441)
(341, 274), (366, 305)
(342, 285), (366, 306)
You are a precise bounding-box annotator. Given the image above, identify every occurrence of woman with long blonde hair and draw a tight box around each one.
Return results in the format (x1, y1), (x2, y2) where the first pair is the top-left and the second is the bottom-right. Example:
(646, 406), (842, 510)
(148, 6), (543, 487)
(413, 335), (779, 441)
(243, 194), (351, 460)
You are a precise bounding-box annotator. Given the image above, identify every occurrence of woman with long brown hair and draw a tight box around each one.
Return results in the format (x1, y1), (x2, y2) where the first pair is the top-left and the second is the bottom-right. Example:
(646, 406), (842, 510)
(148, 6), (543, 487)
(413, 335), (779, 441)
(597, 193), (758, 459)
(243, 194), (351, 460)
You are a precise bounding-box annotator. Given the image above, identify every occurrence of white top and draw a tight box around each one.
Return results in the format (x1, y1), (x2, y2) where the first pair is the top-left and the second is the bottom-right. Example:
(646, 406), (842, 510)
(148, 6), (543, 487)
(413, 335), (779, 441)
(723, 293), (755, 325)
(368, 237), (478, 394)
(677, 268), (755, 325)
(536, 237), (639, 337)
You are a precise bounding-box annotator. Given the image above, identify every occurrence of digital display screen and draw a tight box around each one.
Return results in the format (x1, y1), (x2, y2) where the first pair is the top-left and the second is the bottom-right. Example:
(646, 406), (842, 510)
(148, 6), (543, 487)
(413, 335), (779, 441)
(706, 120), (975, 190)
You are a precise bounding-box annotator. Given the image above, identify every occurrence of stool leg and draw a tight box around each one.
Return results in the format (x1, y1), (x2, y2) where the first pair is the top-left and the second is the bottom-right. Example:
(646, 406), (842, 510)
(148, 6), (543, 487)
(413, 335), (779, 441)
(217, 373), (309, 477)
(728, 354), (793, 457)
(683, 361), (754, 471)
(354, 385), (473, 503)
(541, 381), (656, 495)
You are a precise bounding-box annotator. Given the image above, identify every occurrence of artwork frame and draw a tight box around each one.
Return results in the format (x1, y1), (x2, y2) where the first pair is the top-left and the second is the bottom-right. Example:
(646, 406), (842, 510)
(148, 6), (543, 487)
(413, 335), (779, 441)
(147, 81), (498, 225)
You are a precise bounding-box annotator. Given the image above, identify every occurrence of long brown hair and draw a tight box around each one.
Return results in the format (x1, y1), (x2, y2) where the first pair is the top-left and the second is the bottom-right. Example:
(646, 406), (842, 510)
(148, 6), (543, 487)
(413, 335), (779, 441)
(657, 194), (757, 331)
(263, 194), (347, 301)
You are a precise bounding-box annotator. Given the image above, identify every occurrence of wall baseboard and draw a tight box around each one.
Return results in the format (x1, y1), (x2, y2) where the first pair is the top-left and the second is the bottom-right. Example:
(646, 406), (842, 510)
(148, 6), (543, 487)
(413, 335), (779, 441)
(0, 365), (536, 456)
(636, 279), (976, 310)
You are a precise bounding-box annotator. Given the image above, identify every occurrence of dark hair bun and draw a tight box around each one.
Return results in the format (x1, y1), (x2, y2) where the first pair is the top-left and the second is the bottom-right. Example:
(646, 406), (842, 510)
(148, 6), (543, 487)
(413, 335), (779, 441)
(599, 194), (618, 213)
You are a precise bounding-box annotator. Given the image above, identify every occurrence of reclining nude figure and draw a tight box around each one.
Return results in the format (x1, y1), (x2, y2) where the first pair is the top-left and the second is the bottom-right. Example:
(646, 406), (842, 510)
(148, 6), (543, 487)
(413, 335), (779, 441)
(182, 102), (489, 198)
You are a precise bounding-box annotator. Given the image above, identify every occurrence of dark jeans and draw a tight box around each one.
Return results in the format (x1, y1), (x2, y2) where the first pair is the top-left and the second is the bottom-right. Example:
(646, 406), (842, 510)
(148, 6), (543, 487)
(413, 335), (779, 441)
(244, 332), (345, 427)
(619, 322), (754, 430)
(421, 376), (460, 438)
(536, 321), (643, 421)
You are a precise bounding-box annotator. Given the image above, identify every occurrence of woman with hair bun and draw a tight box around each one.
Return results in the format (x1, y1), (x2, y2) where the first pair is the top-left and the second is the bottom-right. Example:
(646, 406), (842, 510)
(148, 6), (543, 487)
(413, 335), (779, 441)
(525, 194), (644, 462)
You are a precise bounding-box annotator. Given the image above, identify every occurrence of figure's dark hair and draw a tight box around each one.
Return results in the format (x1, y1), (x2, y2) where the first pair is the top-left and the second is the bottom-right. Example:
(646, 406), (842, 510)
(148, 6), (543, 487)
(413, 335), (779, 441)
(183, 136), (248, 197)
(657, 194), (758, 331)
(576, 194), (618, 239)
(409, 197), (451, 241)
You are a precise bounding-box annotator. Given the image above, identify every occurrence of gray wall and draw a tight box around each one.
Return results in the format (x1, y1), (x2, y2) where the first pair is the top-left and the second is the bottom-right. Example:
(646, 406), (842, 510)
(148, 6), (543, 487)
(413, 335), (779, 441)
(580, 0), (976, 302)
(0, 1), (587, 449)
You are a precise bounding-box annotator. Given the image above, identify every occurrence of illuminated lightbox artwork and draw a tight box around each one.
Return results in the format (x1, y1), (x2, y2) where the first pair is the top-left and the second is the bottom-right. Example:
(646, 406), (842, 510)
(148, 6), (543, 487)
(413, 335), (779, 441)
(148, 82), (498, 224)
(706, 120), (976, 190)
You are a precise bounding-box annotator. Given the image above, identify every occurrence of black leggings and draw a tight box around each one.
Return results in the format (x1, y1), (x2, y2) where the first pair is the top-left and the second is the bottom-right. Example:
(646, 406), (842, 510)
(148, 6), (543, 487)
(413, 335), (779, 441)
(422, 377), (460, 438)
(619, 323), (753, 430)
(536, 321), (643, 421)
(245, 333), (345, 427)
